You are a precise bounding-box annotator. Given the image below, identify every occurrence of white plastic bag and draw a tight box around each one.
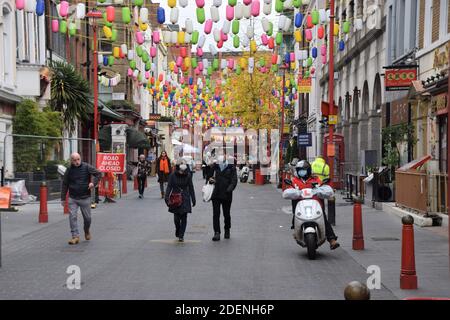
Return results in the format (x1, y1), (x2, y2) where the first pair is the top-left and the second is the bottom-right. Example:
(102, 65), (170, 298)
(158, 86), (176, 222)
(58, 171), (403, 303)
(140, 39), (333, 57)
(202, 183), (214, 202)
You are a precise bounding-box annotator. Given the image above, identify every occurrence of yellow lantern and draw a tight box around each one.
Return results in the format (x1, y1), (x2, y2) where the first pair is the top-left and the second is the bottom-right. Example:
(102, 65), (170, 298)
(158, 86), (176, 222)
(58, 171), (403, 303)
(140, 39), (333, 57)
(140, 22), (148, 31)
(250, 40), (257, 53)
(334, 23), (339, 36)
(113, 47), (120, 58)
(291, 62), (296, 70)
(294, 30), (302, 42)
(239, 57), (247, 68)
(178, 31), (185, 44)
(184, 57), (191, 68)
(169, 61), (175, 71)
(103, 26), (112, 38)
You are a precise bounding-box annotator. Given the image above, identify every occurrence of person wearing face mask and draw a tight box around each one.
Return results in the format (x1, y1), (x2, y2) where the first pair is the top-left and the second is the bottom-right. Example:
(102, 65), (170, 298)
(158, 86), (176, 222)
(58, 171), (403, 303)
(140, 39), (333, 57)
(165, 159), (196, 242)
(206, 154), (238, 241)
(289, 160), (340, 250)
(156, 151), (172, 199)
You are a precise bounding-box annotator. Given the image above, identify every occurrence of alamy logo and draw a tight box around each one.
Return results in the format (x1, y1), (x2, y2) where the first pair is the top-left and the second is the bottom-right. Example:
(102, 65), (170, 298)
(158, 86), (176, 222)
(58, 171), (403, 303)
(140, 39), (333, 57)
(66, 265), (81, 290)
(366, 265), (381, 290)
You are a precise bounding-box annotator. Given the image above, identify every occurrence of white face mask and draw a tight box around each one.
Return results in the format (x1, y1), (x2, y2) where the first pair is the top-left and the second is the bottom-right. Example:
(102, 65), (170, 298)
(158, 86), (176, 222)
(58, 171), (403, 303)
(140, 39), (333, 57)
(179, 164), (187, 171)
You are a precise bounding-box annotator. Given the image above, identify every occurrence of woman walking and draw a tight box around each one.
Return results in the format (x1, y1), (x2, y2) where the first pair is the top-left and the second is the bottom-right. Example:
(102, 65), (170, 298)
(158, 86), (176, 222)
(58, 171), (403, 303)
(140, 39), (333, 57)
(165, 159), (196, 242)
(156, 151), (172, 198)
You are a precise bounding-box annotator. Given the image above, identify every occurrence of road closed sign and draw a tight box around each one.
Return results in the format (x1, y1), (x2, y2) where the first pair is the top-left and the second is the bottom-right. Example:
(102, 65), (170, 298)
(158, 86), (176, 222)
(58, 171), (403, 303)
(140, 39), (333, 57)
(97, 153), (126, 174)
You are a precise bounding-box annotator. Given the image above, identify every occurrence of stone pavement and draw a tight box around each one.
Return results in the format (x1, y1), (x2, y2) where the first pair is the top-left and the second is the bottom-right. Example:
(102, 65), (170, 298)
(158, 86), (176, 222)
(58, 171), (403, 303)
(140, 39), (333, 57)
(0, 173), (447, 300)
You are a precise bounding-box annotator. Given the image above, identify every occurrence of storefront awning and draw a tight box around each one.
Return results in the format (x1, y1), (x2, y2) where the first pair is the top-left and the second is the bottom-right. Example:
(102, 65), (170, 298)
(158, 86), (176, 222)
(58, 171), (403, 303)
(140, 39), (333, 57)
(87, 98), (125, 121)
(407, 81), (430, 99)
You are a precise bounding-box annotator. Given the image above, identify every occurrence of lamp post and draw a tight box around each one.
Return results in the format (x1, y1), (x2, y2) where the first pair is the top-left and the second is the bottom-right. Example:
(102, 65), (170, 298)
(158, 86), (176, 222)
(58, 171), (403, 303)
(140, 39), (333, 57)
(279, 63), (288, 187)
(328, 0), (336, 188)
(86, 9), (103, 158)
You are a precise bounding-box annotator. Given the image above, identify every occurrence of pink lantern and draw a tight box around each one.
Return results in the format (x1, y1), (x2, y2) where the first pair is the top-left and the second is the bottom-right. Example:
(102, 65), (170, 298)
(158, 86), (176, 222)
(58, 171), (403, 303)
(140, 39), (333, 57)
(127, 68), (133, 77)
(243, 0), (252, 4)
(305, 29), (312, 41)
(195, 67), (200, 75)
(226, 5), (234, 21)
(290, 52), (295, 62)
(321, 55), (327, 64)
(250, 0), (260, 17)
(16, 0), (25, 10)
(228, 59), (234, 69)
(150, 47), (157, 58)
(198, 61), (204, 71)
(197, 47), (204, 57)
(174, 65), (179, 73)
(321, 44), (327, 56)
(217, 40), (223, 48)
(176, 56), (183, 67)
(204, 19), (213, 34)
(195, 0), (205, 8)
(311, 67), (316, 75)
(152, 31), (160, 43)
(106, 6), (115, 22)
(52, 19), (59, 33)
(221, 30), (228, 41)
(135, 31), (144, 44)
(261, 34), (268, 46)
(59, 1), (69, 17)
(145, 71), (150, 79)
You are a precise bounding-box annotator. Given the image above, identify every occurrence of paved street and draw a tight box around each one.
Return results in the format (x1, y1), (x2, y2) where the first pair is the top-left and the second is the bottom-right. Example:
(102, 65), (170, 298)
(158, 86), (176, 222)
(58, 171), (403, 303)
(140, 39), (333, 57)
(0, 174), (448, 300)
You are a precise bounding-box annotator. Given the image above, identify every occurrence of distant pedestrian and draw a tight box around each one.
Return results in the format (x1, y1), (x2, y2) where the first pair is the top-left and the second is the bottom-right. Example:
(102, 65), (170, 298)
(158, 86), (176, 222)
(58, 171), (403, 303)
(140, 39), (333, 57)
(165, 158), (196, 242)
(61, 152), (101, 245)
(156, 151), (172, 199)
(133, 154), (151, 199)
(206, 155), (238, 241)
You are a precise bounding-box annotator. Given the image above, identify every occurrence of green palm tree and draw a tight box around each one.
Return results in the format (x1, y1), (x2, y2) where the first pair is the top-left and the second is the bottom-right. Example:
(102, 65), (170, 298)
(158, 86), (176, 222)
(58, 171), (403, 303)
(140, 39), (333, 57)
(49, 60), (91, 134)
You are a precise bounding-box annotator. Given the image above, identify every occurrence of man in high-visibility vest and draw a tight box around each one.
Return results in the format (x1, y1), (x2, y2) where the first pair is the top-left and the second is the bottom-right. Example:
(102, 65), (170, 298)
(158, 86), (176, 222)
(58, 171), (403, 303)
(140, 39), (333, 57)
(312, 156), (330, 182)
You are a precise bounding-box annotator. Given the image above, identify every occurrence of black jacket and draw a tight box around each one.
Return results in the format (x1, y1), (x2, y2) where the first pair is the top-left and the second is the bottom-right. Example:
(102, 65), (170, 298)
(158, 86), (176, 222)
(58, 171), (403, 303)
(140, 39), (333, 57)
(206, 164), (238, 201)
(156, 156), (172, 183)
(61, 162), (101, 200)
(165, 171), (196, 215)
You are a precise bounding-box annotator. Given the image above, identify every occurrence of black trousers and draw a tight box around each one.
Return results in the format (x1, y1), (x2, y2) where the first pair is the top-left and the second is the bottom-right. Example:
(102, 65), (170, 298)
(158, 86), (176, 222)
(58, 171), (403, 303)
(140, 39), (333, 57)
(212, 199), (232, 233)
(137, 176), (146, 195)
(292, 199), (337, 242)
(174, 213), (188, 238)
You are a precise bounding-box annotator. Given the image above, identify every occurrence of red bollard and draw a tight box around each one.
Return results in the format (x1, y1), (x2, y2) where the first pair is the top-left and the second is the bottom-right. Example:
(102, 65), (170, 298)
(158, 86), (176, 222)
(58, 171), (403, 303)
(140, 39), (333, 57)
(400, 215), (418, 290)
(39, 182), (48, 223)
(122, 173), (127, 194)
(64, 192), (69, 215)
(352, 197), (364, 250)
(134, 176), (138, 190)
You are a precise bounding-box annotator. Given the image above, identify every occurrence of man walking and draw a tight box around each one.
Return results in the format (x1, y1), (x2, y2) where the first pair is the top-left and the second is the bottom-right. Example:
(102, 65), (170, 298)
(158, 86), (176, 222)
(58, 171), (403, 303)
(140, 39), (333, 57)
(207, 155), (238, 241)
(61, 153), (101, 245)
(136, 154), (151, 198)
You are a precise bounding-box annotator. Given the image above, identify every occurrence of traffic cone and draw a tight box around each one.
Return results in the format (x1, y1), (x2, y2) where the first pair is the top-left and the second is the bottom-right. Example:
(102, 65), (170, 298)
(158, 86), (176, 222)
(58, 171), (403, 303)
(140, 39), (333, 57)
(400, 215), (418, 289)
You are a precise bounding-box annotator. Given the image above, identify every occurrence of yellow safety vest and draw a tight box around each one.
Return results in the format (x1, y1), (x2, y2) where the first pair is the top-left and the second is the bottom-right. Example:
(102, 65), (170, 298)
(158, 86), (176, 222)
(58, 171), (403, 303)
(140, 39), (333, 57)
(312, 158), (330, 181)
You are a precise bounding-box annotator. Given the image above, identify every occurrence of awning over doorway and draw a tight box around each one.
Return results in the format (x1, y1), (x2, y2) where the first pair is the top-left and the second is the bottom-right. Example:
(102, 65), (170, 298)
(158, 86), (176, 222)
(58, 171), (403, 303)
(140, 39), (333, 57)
(126, 128), (151, 149)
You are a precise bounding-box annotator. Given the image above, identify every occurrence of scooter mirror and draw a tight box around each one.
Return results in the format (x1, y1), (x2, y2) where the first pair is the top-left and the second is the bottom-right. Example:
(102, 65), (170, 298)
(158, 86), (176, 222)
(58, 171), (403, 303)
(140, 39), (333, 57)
(321, 178), (330, 184)
(284, 179), (293, 186)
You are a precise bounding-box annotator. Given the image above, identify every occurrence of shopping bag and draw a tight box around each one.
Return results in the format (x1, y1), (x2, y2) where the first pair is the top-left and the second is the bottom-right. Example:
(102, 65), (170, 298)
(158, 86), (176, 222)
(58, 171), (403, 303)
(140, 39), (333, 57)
(202, 183), (214, 202)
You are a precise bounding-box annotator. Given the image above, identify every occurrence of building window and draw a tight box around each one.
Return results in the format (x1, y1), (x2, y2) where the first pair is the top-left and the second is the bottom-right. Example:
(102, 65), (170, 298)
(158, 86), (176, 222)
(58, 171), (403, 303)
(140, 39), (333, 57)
(440, 0), (449, 39)
(424, 0), (433, 46)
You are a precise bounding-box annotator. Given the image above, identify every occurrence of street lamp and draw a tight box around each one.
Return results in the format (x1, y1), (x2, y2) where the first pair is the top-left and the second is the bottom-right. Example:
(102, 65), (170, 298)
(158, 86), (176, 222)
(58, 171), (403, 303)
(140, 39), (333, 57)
(279, 62), (289, 187)
(86, 9), (103, 157)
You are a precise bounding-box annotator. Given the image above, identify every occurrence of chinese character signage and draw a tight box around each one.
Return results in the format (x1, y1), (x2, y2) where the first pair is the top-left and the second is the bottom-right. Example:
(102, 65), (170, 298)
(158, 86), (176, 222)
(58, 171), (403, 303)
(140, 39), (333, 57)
(385, 68), (417, 91)
(298, 78), (312, 93)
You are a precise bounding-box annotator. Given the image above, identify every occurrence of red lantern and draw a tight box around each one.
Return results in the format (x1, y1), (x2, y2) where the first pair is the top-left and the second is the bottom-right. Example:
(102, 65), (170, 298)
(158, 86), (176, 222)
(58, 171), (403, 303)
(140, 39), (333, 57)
(180, 47), (187, 58)
(318, 25), (324, 39)
(306, 15), (313, 29)
(268, 37), (275, 49)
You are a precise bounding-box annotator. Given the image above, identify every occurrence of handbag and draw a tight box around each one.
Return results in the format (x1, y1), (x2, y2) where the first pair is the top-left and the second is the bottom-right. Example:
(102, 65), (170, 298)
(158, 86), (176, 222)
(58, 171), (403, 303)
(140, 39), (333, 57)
(168, 187), (183, 208)
(132, 166), (138, 178)
(202, 183), (214, 202)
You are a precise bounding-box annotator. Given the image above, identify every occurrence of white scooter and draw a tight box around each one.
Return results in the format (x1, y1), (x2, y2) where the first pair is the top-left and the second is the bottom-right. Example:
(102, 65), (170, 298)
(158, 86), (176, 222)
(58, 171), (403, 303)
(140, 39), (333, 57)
(282, 179), (334, 260)
(239, 165), (249, 183)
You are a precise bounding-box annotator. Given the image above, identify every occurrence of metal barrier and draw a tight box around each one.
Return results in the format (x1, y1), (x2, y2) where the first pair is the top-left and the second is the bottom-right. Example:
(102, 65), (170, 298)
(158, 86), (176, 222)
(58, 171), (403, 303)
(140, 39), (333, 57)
(428, 173), (448, 214)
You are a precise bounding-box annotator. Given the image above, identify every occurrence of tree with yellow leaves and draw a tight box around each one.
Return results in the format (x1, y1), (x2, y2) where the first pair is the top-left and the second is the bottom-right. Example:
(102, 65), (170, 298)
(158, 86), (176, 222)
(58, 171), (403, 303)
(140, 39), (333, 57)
(219, 68), (281, 130)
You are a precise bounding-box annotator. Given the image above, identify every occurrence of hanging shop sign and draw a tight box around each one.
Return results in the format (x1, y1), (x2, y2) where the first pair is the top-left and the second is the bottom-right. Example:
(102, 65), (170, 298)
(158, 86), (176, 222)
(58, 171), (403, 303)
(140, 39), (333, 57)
(96, 153), (126, 174)
(385, 68), (417, 91)
(149, 113), (162, 121)
(298, 78), (312, 93)
(298, 133), (312, 147)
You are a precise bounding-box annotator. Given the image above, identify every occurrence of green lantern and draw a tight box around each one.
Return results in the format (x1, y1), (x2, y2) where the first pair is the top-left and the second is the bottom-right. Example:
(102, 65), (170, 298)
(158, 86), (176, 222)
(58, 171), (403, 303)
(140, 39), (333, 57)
(232, 20), (240, 35)
(307, 57), (313, 67)
(267, 22), (273, 36)
(192, 57), (198, 68)
(197, 8), (205, 24)
(312, 10), (319, 25)
(145, 61), (151, 71)
(136, 46), (143, 57)
(275, 0), (284, 13)
(134, 0), (144, 7)
(272, 64), (278, 72)
(208, 66), (213, 76)
(293, 0), (302, 8)
(142, 53), (149, 63)
(343, 21), (350, 34)
(236, 66), (241, 75)
(103, 13), (113, 27)
(213, 59), (219, 70)
(228, 0), (237, 6)
(130, 60), (136, 70)
(111, 29), (118, 41)
(191, 31), (199, 44)
(122, 7), (131, 24)
(233, 35), (240, 48)
(108, 56), (115, 66)
(59, 20), (67, 34)
(276, 32), (283, 45)
(260, 57), (266, 67)
(68, 23), (76, 36)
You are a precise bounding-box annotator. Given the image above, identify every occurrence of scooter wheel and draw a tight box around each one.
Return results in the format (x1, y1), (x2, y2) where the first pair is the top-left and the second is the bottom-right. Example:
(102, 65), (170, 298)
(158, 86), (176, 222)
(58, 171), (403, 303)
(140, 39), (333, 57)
(305, 233), (317, 260)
